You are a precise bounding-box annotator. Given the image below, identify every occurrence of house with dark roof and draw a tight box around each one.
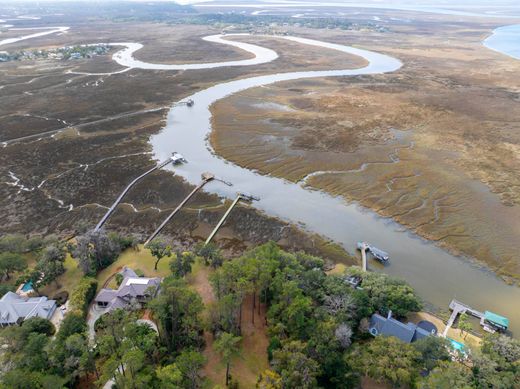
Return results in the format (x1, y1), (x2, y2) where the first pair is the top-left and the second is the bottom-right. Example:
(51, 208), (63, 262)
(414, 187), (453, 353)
(369, 311), (434, 343)
(0, 292), (57, 326)
(94, 267), (161, 312)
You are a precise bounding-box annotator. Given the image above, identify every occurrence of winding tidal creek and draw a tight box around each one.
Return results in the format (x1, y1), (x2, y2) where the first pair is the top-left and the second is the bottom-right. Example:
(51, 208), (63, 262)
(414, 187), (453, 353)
(5, 21), (519, 334)
(148, 35), (520, 335)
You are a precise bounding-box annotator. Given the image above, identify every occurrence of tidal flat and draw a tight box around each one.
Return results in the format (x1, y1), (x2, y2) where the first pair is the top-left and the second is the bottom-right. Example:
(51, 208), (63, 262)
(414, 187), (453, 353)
(210, 15), (520, 283)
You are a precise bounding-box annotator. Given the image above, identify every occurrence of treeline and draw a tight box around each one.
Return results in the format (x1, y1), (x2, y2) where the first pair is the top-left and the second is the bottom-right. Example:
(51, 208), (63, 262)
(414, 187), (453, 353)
(69, 229), (138, 276)
(0, 309), (97, 387)
(171, 13), (388, 32)
(207, 243), (519, 388)
(0, 234), (68, 297)
(0, 230), (137, 298)
(0, 239), (518, 388)
(0, 45), (109, 63)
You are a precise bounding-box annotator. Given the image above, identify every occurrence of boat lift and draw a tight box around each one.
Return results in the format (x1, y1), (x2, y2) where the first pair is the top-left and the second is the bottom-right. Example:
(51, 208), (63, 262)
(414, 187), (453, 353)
(144, 172), (232, 246)
(94, 152), (186, 232)
(204, 191), (259, 245)
(176, 99), (194, 107)
(357, 241), (389, 266)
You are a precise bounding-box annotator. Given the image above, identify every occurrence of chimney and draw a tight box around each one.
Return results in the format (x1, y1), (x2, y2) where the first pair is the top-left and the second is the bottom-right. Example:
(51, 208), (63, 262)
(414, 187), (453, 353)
(387, 310), (392, 319)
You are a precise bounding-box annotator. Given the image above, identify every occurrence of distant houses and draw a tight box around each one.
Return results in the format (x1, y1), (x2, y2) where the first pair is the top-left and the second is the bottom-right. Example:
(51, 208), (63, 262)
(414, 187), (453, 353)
(94, 267), (160, 312)
(369, 311), (437, 343)
(0, 292), (57, 327)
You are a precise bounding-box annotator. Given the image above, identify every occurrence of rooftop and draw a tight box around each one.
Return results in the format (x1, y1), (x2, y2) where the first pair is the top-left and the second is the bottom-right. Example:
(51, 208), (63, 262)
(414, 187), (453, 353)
(484, 311), (509, 328)
(369, 312), (433, 343)
(0, 292), (56, 325)
(94, 267), (161, 312)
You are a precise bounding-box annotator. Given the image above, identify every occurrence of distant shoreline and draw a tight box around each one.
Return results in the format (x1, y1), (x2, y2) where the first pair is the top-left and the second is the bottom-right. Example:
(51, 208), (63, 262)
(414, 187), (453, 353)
(483, 24), (520, 60)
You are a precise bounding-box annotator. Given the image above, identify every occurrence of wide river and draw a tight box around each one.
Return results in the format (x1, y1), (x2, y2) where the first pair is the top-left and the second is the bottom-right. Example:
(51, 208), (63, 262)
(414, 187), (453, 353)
(149, 34), (520, 335)
(484, 24), (520, 59)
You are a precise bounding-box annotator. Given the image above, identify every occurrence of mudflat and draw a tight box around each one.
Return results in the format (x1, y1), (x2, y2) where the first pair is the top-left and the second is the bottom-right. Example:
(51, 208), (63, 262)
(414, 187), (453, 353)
(210, 16), (520, 283)
(0, 21), (357, 263)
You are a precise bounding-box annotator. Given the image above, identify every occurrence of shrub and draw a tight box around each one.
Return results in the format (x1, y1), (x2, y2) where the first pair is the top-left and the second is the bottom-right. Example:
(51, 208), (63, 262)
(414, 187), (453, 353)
(58, 312), (87, 340)
(135, 269), (145, 277)
(0, 284), (13, 298)
(53, 291), (69, 306)
(22, 317), (55, 336)
(115, 234), (138, 250)
(115, 273), (124, 287)
(69, 277), (98, 316)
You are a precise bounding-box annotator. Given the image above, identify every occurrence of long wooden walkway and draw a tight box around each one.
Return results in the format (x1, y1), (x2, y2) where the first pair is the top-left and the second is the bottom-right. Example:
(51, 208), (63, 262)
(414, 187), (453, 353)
(205, 192), (259, 245)
(94, 154), (183, 231)
(2, 107), (168, 145)
(144, 173), (231, 245)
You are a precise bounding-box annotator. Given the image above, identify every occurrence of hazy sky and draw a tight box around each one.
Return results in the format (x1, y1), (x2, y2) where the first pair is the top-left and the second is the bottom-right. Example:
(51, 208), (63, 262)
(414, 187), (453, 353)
(178, 0), (520, 6)
(16, 0), (506, 3)
(0, 0), (518, 10)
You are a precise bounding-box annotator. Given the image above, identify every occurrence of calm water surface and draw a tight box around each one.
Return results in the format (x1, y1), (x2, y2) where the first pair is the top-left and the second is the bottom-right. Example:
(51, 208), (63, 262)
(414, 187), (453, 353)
(484, 24), (520, 59)
(149, 35), (520, 336)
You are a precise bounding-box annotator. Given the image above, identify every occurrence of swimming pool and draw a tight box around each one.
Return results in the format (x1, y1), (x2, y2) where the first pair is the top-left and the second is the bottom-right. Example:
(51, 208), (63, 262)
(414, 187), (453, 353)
(448, 338), (465, 352)
(21, 281), (33, 292)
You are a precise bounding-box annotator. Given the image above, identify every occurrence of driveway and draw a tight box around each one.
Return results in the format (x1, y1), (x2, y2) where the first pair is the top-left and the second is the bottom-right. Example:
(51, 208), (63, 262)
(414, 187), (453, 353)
(87, 303), (108, 342)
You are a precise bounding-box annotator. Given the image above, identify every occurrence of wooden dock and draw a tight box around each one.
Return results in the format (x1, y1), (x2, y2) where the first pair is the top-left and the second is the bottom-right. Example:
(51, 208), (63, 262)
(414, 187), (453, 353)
(357, 241), (388, 268)
(442, 299), (484, 337)
(94, 153), (185, 231)
(204, 192), (259, 245)
(358, 242), (368, 271)
(144, 173), (232, 246)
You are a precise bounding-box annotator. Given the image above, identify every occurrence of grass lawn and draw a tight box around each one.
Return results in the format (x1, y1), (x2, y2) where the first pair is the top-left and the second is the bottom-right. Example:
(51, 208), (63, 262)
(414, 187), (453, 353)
(39, 254), (83, 298)
(96, 245), (172, 290)
(408, 312), (482, 348)
(327, 262), (347, 275)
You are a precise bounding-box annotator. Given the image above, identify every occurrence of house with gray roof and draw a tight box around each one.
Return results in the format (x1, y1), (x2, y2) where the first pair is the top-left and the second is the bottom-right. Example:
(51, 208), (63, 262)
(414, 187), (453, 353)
(369, 311), (433, 343)
(0, 292), (57, 326)
(94, 267), (161, 312)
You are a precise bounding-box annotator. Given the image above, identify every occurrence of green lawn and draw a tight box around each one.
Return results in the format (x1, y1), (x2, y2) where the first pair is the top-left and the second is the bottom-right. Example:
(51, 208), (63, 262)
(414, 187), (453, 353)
(40, 254), (83, 298)
(96, 245), (172, 290)
(39, 245), (173, 297)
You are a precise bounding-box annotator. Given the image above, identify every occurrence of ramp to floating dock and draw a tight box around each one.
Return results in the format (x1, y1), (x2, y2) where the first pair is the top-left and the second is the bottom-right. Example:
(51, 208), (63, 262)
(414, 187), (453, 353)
(442, 299), (484, 337)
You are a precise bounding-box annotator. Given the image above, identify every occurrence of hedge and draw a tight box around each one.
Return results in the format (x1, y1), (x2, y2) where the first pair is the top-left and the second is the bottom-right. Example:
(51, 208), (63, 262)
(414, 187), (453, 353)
(69, 277), (98, 316)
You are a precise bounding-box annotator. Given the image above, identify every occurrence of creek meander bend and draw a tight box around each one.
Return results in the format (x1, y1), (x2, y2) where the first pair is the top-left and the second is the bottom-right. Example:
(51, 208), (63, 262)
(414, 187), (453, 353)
(4, 25), (520, 335)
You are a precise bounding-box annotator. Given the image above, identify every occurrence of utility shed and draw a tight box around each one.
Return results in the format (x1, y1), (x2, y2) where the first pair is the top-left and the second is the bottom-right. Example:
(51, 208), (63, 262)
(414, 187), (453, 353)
(484, 311), (509, 330)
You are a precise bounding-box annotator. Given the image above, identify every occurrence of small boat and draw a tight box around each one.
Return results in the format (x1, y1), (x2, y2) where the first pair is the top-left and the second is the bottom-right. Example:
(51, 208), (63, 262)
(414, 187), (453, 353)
(171, 152), (187, 164)
(357, 241), (389, 263)
(370, 246), (390, 262)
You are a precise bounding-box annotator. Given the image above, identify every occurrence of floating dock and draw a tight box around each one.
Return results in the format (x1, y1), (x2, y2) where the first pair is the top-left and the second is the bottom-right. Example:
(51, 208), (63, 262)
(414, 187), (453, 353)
(442, 299), (510, 337)
(357, 242), (389, 264)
